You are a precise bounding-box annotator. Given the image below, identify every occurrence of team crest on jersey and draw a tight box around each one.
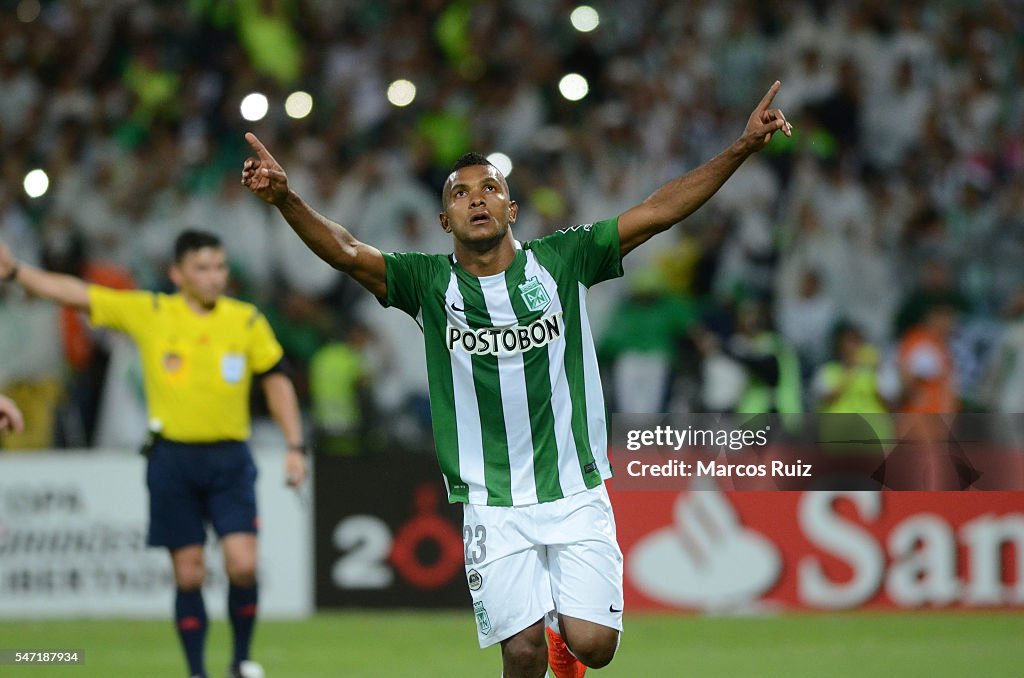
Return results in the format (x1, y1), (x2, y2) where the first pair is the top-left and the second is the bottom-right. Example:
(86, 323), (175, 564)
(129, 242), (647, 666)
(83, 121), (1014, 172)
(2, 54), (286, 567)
(473, 601), (491, 635)
(518, 276), (551, 312)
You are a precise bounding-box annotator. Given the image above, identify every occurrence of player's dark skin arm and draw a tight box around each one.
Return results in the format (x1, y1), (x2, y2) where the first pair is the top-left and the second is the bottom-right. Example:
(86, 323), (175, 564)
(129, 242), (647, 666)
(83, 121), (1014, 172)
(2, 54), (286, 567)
(617, 81), (791, 257)
(241, 133), (387, 299)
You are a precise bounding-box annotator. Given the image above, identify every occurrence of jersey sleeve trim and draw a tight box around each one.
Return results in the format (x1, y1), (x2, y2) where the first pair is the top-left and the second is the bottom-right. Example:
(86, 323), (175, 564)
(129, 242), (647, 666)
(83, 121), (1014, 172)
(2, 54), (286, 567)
(255, 357), (290, 379)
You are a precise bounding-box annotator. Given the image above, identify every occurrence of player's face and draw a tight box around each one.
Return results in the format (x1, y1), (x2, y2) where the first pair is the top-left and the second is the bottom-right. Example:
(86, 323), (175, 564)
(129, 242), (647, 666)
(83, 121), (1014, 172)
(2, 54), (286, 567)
(171, 246), (229, 309)
(440, 165), (517, 250)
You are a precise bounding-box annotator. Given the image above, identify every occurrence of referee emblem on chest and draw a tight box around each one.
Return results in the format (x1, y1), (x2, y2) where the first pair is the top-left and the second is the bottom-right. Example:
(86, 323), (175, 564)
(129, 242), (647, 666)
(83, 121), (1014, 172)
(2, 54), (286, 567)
(518, 276), (551, 313)
(221, 353), (246, 384)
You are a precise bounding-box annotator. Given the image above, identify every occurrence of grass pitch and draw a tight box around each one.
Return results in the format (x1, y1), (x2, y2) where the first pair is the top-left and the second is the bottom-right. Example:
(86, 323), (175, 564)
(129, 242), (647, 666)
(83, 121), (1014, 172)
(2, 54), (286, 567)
(1, 610), (1021, 677)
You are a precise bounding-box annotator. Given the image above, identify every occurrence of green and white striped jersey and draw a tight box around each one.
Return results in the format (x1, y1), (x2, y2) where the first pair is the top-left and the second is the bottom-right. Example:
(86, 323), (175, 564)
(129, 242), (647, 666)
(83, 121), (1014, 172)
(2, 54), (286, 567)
(382, 217), (623, 506)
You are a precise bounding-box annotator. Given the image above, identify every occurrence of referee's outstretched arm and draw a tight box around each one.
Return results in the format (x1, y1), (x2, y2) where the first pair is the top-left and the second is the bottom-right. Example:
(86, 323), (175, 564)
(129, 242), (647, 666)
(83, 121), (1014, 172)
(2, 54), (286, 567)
(617, 80), (792, 258)
(0, 238), (91, 311)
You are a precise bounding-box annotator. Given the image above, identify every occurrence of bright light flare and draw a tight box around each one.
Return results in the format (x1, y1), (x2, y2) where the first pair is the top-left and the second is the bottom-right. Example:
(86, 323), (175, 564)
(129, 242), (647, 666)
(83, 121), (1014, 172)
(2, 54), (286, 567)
(240, 93), (269, 121)
(23, 169), (49, 198)
(570, 6), (600, 32)
(387, 79), (417, 107)
(487, 152), (513, 177)
(285, 91), (314, 119)
(558, 73), (589, 101)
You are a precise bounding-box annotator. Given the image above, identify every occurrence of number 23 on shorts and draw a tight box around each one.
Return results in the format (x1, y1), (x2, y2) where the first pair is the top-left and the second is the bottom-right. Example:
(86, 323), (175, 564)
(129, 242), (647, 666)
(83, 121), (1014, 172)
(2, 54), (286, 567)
(464, 524), (487, 565)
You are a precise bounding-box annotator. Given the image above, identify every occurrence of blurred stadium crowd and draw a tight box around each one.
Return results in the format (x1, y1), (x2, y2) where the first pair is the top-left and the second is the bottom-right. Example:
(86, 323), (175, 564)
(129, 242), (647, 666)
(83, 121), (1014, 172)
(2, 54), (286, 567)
(1, 0), (1023, 453)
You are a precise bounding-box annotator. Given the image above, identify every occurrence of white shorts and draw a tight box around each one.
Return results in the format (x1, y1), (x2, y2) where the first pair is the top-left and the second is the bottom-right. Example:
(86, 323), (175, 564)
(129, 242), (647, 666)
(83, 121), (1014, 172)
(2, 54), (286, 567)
(462, 484), (624, 648)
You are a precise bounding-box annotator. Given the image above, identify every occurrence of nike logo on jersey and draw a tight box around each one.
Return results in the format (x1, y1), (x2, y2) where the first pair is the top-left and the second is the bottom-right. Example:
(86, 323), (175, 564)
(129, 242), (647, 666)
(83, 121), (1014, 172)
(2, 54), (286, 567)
(609, 604), (623, 613)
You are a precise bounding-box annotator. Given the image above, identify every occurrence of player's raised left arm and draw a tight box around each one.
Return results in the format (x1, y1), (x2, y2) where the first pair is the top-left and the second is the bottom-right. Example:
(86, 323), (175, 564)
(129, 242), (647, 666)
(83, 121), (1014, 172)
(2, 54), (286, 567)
(260, 371), (308, 488)
(617, 81), (791, 257)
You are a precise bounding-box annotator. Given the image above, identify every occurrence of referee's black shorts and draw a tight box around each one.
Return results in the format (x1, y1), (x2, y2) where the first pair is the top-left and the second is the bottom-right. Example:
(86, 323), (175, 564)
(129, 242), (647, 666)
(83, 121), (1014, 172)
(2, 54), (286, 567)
(145, 438), (258, 549)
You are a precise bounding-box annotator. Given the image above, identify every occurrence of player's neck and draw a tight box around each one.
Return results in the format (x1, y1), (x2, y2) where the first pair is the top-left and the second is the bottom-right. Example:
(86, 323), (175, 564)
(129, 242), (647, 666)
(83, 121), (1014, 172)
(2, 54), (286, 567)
(453, 236), (517, 277)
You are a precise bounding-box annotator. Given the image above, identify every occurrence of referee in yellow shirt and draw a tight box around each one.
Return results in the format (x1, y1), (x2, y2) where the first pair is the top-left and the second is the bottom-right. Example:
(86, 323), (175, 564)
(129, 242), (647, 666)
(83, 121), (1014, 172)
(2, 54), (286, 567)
(0, 230), (307, 678)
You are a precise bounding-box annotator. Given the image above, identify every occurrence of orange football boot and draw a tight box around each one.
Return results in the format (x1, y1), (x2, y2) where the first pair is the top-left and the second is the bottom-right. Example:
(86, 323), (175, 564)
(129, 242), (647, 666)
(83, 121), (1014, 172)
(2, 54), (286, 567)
(546, 626), (586, 678)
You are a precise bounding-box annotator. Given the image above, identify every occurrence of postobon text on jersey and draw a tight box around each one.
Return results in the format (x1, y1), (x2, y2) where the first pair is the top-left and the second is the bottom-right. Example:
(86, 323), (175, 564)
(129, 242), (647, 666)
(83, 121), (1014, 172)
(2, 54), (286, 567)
(446, 312), (564, 356)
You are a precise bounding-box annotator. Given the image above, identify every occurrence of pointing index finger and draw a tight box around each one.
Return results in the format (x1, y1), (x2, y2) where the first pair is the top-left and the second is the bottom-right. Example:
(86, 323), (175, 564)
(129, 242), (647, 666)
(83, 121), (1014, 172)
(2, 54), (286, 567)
(244, 132), (274, 163)
(756, 80), (781, 112)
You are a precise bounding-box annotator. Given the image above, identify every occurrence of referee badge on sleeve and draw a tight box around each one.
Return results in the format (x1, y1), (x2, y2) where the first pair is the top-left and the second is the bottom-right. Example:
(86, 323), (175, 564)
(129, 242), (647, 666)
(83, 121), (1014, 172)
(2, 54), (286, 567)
(221, 353), (247, 384)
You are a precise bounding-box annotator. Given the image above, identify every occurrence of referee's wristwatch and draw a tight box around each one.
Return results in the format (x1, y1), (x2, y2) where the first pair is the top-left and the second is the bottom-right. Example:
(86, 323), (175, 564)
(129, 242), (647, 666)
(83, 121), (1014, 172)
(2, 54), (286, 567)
(287, 442), (309, 455)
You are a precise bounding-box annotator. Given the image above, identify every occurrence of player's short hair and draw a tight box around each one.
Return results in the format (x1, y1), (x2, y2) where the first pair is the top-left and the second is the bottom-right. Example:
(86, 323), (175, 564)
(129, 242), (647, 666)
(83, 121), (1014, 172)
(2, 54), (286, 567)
(450, 152), (494, 174)
(174, 229), (222, 263)
(442, 152), (507, 208)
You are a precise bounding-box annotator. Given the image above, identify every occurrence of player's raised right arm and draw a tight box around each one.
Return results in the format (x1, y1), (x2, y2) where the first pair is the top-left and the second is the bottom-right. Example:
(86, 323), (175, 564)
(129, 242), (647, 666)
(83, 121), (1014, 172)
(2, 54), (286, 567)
(0, 238), (90, 311)
(241, 132), (387, 299)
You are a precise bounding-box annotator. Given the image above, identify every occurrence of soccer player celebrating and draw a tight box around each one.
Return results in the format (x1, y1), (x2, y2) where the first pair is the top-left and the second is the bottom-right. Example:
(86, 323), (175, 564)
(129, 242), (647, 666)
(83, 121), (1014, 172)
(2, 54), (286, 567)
(244, 82), (789, 678)
(0, 231), (308, 678)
